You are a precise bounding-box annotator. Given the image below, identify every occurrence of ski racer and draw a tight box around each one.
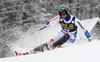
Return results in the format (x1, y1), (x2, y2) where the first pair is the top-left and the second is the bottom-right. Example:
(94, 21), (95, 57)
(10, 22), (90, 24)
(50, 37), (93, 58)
(15, 5), (92, 55)
(33, 5), (92, 52)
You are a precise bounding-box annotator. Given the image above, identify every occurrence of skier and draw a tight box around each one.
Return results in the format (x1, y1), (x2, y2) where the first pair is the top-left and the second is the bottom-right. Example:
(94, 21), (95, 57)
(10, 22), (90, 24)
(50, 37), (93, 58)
(15, 5), (92, 56)
(33, 5), (92, 51)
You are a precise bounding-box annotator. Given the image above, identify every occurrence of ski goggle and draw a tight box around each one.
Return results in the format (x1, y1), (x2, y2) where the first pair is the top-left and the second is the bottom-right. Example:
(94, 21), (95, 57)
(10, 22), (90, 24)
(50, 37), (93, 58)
(59, 11), (66, 16)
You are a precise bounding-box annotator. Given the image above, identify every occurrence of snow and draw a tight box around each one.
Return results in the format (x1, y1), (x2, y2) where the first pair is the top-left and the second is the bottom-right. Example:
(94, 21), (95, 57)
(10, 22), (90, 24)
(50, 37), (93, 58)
(0, 40), (100, 62)
(1, 17), (100, 59)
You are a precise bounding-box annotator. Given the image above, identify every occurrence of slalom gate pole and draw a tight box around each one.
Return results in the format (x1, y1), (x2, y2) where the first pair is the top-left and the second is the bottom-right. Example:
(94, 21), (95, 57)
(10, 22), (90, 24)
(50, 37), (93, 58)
(2, 52), (4, 58)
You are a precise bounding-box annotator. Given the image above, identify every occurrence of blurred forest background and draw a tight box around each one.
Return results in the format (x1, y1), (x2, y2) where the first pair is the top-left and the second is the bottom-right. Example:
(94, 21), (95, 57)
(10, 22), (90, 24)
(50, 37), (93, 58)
(0, 0), (100, 58)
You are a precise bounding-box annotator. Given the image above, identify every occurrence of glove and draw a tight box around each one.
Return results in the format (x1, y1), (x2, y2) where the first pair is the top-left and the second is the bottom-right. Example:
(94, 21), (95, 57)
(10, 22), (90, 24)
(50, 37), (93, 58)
(46, 21), (50, 26)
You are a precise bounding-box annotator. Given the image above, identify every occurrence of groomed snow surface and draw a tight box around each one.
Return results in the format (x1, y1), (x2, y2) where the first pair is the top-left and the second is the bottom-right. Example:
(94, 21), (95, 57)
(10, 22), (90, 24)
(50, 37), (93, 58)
(0, 40), (100, 62)
(0, 17), (100, 62)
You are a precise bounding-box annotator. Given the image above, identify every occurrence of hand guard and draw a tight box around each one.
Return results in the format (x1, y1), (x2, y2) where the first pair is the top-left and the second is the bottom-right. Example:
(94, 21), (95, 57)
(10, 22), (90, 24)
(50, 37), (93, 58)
(46, 21), (50, 26)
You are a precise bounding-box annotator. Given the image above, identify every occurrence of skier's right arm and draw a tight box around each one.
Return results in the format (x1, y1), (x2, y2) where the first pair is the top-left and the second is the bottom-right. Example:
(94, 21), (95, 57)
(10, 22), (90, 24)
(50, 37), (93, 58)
(46, 15), (60, 27)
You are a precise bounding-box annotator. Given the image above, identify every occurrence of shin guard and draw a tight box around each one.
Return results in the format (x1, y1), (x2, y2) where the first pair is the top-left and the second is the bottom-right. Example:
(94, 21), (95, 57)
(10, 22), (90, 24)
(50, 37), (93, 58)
(53, 33), (70, 47)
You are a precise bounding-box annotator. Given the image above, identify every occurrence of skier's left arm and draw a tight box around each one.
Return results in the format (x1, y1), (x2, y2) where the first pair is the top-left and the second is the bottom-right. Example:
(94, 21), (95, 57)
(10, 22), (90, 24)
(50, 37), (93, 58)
(75, 18), (91, 41)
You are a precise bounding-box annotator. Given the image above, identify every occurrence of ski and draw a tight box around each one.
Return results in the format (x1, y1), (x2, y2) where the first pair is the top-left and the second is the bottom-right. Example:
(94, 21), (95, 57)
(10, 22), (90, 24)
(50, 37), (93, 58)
(15, 46), (64, 56)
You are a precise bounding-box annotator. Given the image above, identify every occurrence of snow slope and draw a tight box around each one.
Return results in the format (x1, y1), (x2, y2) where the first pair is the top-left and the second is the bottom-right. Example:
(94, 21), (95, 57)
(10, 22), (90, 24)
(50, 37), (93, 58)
(0, 40), (100, 62)
(3, 17), (100, 57)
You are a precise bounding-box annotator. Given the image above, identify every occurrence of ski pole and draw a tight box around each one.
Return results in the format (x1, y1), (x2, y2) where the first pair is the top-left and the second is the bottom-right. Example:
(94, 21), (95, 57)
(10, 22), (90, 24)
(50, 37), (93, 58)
(4, 25), (48, 48)
(39, 26), (47, 31)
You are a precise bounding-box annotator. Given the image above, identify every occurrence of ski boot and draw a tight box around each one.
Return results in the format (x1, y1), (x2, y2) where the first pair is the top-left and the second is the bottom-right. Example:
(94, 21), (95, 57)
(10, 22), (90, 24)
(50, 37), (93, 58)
(33, 43), (52, 53)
